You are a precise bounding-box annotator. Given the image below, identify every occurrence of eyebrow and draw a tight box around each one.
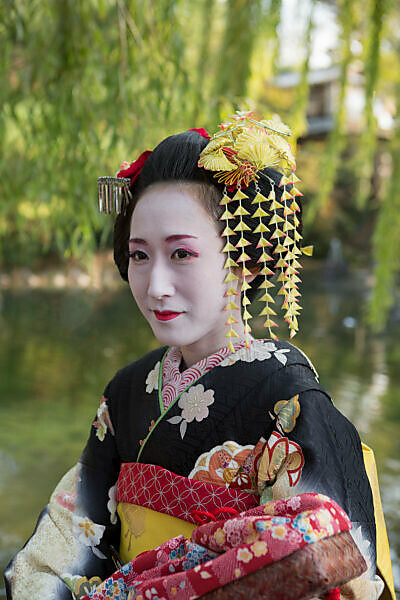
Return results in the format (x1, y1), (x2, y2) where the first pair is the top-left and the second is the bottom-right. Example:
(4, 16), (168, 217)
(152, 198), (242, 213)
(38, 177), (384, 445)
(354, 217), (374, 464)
(129, 234), (198, 245)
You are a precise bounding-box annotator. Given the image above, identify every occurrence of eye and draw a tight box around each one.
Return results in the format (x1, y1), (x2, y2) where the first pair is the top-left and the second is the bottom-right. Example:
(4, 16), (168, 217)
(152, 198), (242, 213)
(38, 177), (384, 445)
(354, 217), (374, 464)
(171, 248), (198, 260)
(128, 250), (148, 262)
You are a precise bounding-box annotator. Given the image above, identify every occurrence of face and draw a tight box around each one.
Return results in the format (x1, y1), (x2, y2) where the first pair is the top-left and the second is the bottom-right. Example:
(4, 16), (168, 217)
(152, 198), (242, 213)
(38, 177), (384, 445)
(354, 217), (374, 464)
(128, 183), (242, 361)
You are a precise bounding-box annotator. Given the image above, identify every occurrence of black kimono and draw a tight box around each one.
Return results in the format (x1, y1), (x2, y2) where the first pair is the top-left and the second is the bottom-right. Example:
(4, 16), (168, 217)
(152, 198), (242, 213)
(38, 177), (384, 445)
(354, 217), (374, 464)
(4, 339), (380, 599)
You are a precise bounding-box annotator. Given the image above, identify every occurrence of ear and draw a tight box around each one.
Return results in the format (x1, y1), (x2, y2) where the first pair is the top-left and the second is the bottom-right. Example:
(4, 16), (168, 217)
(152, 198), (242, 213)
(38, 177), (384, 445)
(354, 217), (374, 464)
(232, 266), (261, 284)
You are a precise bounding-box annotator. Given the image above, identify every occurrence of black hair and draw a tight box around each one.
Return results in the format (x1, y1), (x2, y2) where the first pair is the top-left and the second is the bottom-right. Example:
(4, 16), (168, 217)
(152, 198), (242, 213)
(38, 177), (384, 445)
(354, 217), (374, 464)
(114, 130), (302, 303)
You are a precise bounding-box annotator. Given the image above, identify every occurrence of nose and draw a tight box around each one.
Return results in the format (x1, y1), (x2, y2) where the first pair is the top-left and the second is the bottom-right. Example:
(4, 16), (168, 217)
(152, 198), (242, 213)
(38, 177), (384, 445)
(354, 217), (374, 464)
(147, 260), (175, 300)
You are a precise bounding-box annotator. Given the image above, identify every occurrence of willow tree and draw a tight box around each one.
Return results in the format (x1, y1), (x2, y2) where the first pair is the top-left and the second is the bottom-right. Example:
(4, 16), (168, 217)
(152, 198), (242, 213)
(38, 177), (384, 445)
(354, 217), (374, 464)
(1, 0), (400, 331)
(0, 0), (196, 264)
(211, 0), (263, 120)
(290, 0), (315, 141)
(305, 0), (355, 225)
(355, 0), (388, 208)
(368, 82), (400, 329)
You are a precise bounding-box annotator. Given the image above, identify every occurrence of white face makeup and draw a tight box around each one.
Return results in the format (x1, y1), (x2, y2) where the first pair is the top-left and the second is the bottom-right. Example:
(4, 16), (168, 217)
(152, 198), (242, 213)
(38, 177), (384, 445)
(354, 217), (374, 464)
(128, 183), (246, 366)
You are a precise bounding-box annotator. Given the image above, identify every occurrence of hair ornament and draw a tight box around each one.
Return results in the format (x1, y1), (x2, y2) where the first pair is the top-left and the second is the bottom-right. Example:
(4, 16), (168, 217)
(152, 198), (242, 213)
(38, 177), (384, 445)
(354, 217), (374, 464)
(97, 130), (210, 215)
(97, 150), (152, 214)
(99, 117), (312, 349)
(199, 110), (312, 344)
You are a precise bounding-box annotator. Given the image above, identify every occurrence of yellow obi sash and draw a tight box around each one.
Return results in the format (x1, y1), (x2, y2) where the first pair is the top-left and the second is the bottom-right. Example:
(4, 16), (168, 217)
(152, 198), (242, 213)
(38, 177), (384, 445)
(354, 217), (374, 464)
(116, 453), (395, 600)
(118, 503), (196, 562)
(362, 443), (395, 600)
(115, 462), (258, 562)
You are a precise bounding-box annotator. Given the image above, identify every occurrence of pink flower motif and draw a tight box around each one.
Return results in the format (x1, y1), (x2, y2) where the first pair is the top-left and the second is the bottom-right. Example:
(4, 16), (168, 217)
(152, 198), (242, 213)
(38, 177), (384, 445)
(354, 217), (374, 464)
(56, 490), (76, 512)
(223, 519), (244, 547)
(287, 496), (301, 511)
(286, 528), (303, 544)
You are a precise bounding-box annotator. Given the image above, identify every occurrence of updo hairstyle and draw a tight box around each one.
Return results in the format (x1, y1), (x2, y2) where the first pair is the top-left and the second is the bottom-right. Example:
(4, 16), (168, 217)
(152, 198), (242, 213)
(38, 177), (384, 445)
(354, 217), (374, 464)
(114, 130), (302, 302)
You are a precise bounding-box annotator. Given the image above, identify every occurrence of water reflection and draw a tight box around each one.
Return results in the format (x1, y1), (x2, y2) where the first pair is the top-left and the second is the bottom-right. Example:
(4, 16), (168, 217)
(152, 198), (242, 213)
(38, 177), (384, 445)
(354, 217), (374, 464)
(0, 270), (399, 594)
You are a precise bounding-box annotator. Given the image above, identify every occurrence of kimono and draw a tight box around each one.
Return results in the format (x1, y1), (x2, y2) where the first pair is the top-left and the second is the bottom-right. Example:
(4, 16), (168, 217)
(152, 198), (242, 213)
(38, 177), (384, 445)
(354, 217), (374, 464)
(4, 339), (389, 599)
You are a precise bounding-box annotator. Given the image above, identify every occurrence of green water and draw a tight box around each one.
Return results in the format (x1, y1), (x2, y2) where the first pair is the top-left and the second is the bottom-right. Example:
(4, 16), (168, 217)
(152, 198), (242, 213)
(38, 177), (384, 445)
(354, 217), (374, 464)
(1, 269), (400, 595)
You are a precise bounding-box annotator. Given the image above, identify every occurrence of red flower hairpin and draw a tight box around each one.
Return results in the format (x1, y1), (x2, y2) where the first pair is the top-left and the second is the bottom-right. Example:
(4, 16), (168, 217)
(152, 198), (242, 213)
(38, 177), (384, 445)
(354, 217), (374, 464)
(117, 150), (153, 186)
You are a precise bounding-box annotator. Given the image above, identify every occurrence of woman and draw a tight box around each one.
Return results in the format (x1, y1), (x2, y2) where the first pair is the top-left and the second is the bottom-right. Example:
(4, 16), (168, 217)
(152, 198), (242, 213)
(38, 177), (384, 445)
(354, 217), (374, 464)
(4, 113), (392, 599)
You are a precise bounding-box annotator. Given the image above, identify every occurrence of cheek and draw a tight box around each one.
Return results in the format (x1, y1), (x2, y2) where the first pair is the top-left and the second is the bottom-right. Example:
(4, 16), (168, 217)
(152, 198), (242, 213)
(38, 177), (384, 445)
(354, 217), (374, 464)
(128, 266), (144, 302)
(186, 261), (227, 308)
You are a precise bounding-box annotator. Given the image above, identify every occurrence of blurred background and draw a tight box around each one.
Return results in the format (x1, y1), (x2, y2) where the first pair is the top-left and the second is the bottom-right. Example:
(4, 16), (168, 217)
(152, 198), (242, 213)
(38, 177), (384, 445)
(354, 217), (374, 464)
(1, 0), (400, 596)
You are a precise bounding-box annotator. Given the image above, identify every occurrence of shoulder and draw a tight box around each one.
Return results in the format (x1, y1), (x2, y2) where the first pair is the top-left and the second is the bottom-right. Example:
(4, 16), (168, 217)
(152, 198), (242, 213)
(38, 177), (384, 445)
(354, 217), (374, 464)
(219, 338), (319, 377)
(223, 338), (324, 401)
(271, 339), (319, 376)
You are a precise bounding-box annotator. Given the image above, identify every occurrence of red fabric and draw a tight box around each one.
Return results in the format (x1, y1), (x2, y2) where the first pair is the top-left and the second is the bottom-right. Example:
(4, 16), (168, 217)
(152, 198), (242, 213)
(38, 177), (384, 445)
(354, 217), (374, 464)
(188, 127), (210, 139)
(117, 150), (152, 186)
(116, 462), (258, 524)
(326, 589), (340, 599)
(84, 493), (352, 600)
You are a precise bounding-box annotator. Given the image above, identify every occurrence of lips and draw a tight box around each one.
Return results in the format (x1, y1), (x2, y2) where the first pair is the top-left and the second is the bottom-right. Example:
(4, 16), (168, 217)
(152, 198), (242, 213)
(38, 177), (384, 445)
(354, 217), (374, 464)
(154, 310), (182, 322)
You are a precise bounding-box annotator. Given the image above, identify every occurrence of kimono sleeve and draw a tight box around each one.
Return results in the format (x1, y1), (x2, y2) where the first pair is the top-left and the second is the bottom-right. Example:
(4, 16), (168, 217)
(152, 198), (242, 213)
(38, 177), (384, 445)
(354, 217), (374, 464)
(258, 387), (383, 599)
(4, 385), (121, 600)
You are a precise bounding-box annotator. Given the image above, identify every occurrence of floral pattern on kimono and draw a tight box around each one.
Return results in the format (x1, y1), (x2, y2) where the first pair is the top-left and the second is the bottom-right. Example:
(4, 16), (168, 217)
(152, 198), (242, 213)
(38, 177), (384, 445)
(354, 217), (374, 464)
(5, 340), (384, 600)
(80, 494), (356, 600)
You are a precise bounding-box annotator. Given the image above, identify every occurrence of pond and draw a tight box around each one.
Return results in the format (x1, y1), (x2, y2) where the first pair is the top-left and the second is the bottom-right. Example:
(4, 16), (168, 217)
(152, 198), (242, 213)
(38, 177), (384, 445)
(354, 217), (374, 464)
(1, 267), (399, 596)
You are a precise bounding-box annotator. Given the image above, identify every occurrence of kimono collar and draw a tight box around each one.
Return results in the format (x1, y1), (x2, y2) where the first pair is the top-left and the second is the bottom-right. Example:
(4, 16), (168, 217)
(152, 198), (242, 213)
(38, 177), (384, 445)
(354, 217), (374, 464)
(161, 341), (251, 410)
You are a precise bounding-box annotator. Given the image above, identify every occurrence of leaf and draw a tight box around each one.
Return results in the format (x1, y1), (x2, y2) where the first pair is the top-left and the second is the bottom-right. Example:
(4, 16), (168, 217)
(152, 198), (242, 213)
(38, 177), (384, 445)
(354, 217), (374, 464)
(167, 415), (182, 425)
(91, 546), (107, 560)
(274, 395), (300, 433)
(274, 350), (289, 365)
(180, 419), (188, 439)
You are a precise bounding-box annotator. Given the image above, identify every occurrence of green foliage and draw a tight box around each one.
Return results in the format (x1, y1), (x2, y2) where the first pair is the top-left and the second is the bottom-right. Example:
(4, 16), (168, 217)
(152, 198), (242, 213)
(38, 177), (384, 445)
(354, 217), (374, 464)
(368, 82), (400, 329)
(290, 0), (315, 140)
(305, 0), (354, 225)
(355, 0), (387, 208)
(0, 0), (208, 265)
(1, 0), (400, 328)
(211, 0), (263, 121)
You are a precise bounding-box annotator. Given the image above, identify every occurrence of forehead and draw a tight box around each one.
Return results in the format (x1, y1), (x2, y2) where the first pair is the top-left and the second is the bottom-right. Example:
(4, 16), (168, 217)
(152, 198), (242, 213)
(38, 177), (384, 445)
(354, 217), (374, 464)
(130, 183), (218, 238)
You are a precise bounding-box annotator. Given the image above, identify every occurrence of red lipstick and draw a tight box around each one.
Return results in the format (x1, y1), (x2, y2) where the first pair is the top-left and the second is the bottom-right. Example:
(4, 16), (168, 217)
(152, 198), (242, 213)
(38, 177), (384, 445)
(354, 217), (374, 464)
(154, 310), (182, 322)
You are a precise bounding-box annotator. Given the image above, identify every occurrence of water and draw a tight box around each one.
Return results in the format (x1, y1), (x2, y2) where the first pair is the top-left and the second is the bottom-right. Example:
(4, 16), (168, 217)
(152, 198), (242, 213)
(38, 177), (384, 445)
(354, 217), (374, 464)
(1, 268), (399, 595)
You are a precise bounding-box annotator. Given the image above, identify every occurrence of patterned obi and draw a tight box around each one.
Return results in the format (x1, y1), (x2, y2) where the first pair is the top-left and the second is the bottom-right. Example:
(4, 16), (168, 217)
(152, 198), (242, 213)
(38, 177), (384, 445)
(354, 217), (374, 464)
(116, 462), (258, 562)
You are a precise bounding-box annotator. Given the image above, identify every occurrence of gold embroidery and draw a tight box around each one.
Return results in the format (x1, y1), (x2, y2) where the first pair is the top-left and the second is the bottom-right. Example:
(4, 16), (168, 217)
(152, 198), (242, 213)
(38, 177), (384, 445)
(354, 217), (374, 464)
(273, 394), (300, 433)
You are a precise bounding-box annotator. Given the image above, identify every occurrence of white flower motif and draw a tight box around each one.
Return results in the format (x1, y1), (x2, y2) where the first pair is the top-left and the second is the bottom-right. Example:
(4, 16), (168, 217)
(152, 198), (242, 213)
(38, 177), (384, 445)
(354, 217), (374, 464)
(200, 571), (212, 579)
(178, 385), (214, 423)
(167, 384), (214, 439)
(317, 508), (333, 528)
(273, 348), (291, 365)
(107, 484), (117, 525)
(145, 361), (161, 394)
(144, 588), (167, 600)
(72, 514), (105, 547)
(219, 340), (291, 367)
(93, 397), (115, 441)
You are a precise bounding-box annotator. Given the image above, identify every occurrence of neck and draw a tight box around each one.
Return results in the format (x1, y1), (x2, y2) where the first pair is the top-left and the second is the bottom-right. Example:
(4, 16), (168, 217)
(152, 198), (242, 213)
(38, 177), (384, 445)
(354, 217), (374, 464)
(179, 320), (248, 368)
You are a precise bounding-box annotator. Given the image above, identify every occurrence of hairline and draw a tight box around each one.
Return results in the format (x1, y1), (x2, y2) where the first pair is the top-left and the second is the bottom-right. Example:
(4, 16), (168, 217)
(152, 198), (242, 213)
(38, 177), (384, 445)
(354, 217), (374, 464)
(132, 179), (223, 230)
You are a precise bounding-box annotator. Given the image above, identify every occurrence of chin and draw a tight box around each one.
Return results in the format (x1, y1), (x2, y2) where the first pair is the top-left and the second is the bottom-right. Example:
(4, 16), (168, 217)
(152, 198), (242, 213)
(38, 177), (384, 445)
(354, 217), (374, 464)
(150, 324), (201, 349)
(154, 333), (197, 348)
